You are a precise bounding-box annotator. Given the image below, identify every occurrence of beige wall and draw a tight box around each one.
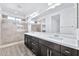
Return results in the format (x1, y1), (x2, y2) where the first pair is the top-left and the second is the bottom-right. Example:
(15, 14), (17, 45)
(31, 24), (41, 32)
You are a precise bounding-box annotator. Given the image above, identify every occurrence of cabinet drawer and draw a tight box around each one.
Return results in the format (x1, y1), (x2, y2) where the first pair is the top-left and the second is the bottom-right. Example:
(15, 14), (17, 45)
(39, 39), (53, 48)
(39, 39), (61, 51)
(31, 42), (40, 56)
(31, 36), (39, 42)
(31, 42), (39, 49)
(61, 46), (77, 56)
(32, 42), (38, 46)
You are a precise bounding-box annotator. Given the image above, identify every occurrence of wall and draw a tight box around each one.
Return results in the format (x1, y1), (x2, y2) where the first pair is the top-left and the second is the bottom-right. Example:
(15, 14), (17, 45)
(0, 14), (2, 45)
(60, 6), (77, 34)
(43, 5), (77, 35)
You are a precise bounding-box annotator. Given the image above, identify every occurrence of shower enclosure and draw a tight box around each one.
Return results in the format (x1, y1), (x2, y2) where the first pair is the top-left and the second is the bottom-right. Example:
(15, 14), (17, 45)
(0, 15), (25, 45)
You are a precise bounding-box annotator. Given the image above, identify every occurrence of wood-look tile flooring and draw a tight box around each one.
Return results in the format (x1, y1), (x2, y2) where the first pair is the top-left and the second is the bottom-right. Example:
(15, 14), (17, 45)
(0, 41), (35, 56)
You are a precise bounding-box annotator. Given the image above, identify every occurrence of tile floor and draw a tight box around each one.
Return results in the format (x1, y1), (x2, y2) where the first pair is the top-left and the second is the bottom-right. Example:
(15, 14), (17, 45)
(0, 41), (35, 56)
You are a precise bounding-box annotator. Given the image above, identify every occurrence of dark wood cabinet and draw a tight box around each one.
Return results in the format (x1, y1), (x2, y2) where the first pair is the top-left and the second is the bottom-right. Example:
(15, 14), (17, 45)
(24, 34), (78, 56)
(24, 35), (40, 56)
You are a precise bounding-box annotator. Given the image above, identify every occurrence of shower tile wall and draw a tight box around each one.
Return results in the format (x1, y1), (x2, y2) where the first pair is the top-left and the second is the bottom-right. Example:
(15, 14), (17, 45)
(0, 15), (24, 45)
(31, 24), (41, 32)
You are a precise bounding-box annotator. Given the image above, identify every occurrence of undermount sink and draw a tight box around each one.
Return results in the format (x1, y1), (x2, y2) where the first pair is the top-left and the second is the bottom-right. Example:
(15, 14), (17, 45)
(48, 35), (63, 40)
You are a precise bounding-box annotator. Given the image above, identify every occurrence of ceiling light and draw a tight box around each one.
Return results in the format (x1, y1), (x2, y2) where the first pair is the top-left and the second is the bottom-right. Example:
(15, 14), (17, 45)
(55, 3), (61, 6)
(48, 3), (54, 6)
(47, 3), (61, 10)
(30, 11), (39, 18)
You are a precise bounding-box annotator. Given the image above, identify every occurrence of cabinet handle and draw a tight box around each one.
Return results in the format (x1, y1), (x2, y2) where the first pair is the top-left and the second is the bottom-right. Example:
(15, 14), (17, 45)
(47, 49), (52, 56)
(32, 49), (35, 52)
(32, 43), (36, 45)
(49, 50), (52, 56)
(64, 50), (70, 54)
(47, 49), (50, 56)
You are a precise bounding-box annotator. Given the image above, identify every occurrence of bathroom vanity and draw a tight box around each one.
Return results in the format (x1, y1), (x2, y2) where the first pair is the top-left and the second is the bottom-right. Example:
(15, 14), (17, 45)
(24, 32), (79, 56)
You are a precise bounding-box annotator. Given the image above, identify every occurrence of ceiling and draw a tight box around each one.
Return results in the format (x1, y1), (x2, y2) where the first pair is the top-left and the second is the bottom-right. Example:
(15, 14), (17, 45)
(32, 3), (76, 20)
(0, 3), (76, 19)
(0, 3), (49, 18)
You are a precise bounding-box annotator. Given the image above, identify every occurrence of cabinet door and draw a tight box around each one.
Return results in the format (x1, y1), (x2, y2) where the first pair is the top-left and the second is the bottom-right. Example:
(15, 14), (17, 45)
(77, 50), (79, 56)
(24, 35), (28, 46)
(27, 36), (32, 49)
(39, 44), (48, 56)
(50, 43), (61, 56)
(50, 50), (61, 56)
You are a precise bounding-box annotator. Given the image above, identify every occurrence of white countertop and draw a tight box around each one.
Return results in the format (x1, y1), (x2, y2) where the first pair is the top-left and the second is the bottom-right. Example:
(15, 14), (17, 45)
(24, 32), (79, 50)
